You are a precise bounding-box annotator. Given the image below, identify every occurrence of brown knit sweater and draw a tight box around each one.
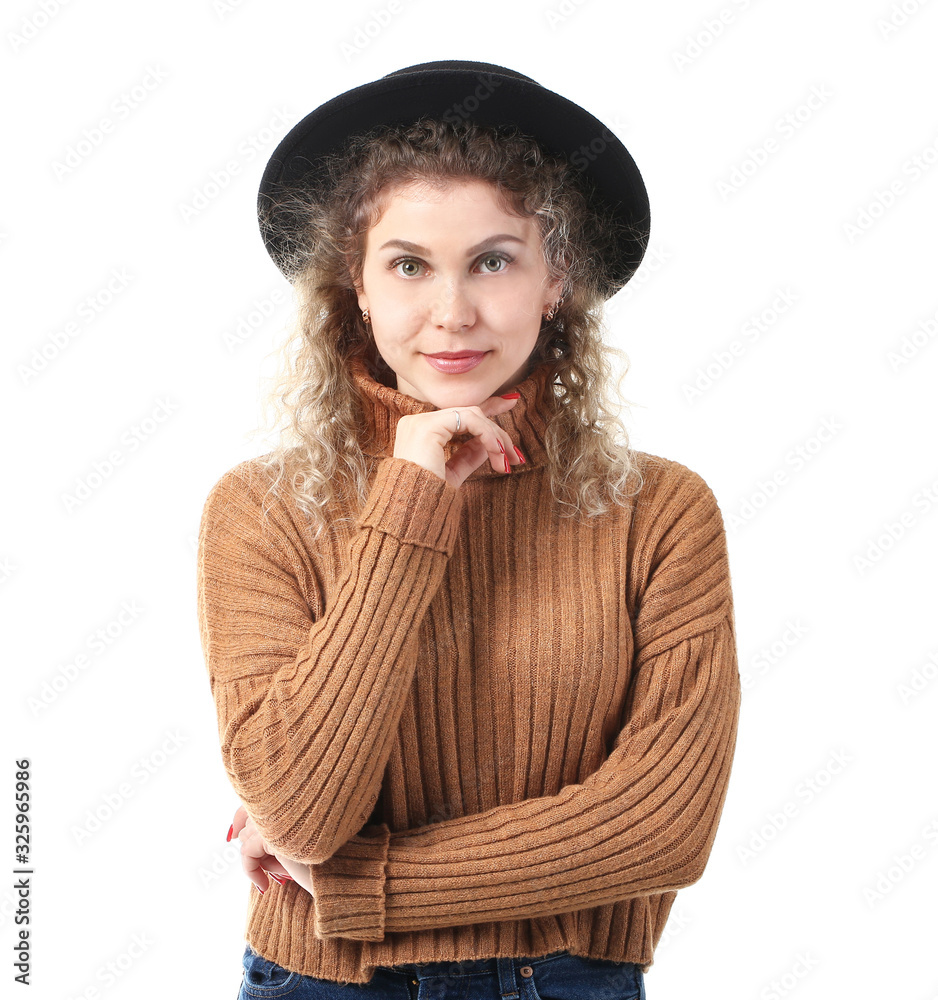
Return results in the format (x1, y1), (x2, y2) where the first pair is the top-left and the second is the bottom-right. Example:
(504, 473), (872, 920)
(196, 355), (741, 984)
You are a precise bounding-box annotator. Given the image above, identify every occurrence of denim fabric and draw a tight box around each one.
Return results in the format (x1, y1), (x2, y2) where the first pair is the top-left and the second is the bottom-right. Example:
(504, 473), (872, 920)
(238, 944), (645, 1000)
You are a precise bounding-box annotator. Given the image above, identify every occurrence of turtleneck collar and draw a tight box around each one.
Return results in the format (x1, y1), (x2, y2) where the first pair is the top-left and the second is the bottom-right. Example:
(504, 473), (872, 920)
(348, 354), (555, 481)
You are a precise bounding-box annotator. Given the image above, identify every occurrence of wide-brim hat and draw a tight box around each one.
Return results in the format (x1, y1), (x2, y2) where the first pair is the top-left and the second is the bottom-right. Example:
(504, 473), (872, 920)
(257, 59), (650, 299)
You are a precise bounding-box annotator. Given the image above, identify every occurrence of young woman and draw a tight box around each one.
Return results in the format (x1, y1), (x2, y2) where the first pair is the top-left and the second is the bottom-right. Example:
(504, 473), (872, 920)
(197, 60), (741, 999)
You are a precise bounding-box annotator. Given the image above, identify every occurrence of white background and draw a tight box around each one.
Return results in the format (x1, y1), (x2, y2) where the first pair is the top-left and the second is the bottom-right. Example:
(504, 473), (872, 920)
(3, 0), (937, 997)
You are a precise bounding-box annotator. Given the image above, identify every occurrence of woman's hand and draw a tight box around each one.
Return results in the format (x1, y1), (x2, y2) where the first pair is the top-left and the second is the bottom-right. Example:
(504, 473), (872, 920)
(229, 804), (312, 895)
(393, 393), (525, 488)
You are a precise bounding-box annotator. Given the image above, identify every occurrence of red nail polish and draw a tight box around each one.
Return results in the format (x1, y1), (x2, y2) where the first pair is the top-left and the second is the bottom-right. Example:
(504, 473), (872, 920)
(500, 392), (520, 399)
(226, 824), (233, 843)
(514, 446), (526, 465)
(268, 872), (288, 886)
(497, 440), (511, 474)
(254, 883), (265, 895)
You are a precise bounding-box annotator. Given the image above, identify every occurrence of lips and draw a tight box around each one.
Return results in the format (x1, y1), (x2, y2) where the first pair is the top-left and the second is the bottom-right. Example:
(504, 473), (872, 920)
(423, 351), (488, 374)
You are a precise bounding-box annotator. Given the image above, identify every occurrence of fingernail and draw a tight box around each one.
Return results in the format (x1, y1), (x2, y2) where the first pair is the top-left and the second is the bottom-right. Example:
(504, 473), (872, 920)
(226, 824), (233, 843)
(497, 440), (511, 474)
(268, 872), (288, 886)
(254, 883), (265, 895)
(514, 446), (526, 465)
(500, 392), (520, 399)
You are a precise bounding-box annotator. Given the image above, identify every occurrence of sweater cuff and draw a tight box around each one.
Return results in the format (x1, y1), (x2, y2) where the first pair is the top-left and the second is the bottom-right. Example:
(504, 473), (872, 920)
(309, 823), (391, 941)
(357, 458), (462, 554)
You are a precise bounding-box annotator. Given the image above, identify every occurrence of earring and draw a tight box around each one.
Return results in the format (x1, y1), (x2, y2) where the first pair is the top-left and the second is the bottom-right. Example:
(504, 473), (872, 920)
(545, 295), (564, 321)
(362, 309), (370, 323)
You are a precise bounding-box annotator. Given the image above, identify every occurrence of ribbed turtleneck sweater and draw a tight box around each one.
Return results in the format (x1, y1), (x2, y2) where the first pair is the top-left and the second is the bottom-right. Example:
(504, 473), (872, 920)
(196, 355), (742, 985)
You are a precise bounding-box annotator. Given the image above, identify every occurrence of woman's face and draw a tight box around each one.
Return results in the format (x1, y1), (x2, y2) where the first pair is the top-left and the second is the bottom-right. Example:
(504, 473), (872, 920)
(355, 177), (562, 408)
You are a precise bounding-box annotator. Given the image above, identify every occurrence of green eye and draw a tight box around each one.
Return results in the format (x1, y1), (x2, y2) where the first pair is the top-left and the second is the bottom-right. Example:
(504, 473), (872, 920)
(480, 253), (514, 274)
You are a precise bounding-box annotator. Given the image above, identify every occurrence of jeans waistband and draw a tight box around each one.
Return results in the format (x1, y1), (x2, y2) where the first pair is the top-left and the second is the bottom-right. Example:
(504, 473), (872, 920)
(386, 949), (568, 982)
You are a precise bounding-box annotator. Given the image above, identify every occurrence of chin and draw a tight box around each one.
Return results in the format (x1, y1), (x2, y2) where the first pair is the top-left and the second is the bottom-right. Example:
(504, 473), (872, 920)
(401, 376), (491, 409)
(426, 389), (491, 410)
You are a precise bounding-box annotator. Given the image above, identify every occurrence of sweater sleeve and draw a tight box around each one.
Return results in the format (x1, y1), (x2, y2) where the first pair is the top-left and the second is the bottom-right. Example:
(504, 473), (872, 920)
(307, 468), (742, 941)
(196, 456), (463, 865)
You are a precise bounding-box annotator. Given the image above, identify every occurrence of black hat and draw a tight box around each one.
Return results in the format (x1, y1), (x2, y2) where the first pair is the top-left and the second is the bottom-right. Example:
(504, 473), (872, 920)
(257, 59), (650, 299)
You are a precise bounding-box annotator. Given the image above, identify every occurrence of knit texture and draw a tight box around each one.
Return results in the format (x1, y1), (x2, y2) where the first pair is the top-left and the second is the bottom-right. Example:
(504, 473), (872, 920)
(196, 356), (741, 984)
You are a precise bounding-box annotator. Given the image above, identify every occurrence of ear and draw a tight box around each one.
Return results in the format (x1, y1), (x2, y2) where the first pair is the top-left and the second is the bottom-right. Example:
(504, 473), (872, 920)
(545, 274), (565, 308)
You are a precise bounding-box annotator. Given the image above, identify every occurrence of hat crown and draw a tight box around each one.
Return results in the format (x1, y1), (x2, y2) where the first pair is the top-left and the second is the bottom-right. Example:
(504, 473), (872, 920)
(382, 60), (539, 86)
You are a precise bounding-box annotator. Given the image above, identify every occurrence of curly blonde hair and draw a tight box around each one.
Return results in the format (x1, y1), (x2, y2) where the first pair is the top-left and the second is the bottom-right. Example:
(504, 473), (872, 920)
(251, 117), (646, 537)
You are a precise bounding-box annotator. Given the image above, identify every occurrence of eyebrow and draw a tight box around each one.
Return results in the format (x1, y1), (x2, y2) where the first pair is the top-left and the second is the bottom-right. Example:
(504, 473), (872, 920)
(376, 234), (527, 256)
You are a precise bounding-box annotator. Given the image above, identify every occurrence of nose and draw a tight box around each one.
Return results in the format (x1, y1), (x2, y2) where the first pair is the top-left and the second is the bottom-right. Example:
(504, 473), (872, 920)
(429, 278), (475, 331)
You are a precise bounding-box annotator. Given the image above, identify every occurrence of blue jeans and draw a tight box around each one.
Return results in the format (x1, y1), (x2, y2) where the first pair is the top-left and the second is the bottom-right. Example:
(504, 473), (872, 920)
(238, 944), (646, 999)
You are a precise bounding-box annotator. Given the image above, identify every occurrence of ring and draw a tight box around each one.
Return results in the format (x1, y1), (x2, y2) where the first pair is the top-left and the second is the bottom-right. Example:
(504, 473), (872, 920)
(452, 410), (461, 433)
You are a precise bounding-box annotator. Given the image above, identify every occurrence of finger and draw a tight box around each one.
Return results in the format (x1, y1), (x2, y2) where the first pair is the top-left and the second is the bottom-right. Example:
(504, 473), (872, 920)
(477, 394), (521, 420)
(450, 425), (519, 478)
(464, 403), (525, 470)
(445, 436), (490, 486)
(228, 803), (249, 842)
(446, 399), (519, 439)
(262, 863), (294, 885)
(473, 412), (522, 474)
(242, 851), (272, 894)
(446, 406), (522, 472)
